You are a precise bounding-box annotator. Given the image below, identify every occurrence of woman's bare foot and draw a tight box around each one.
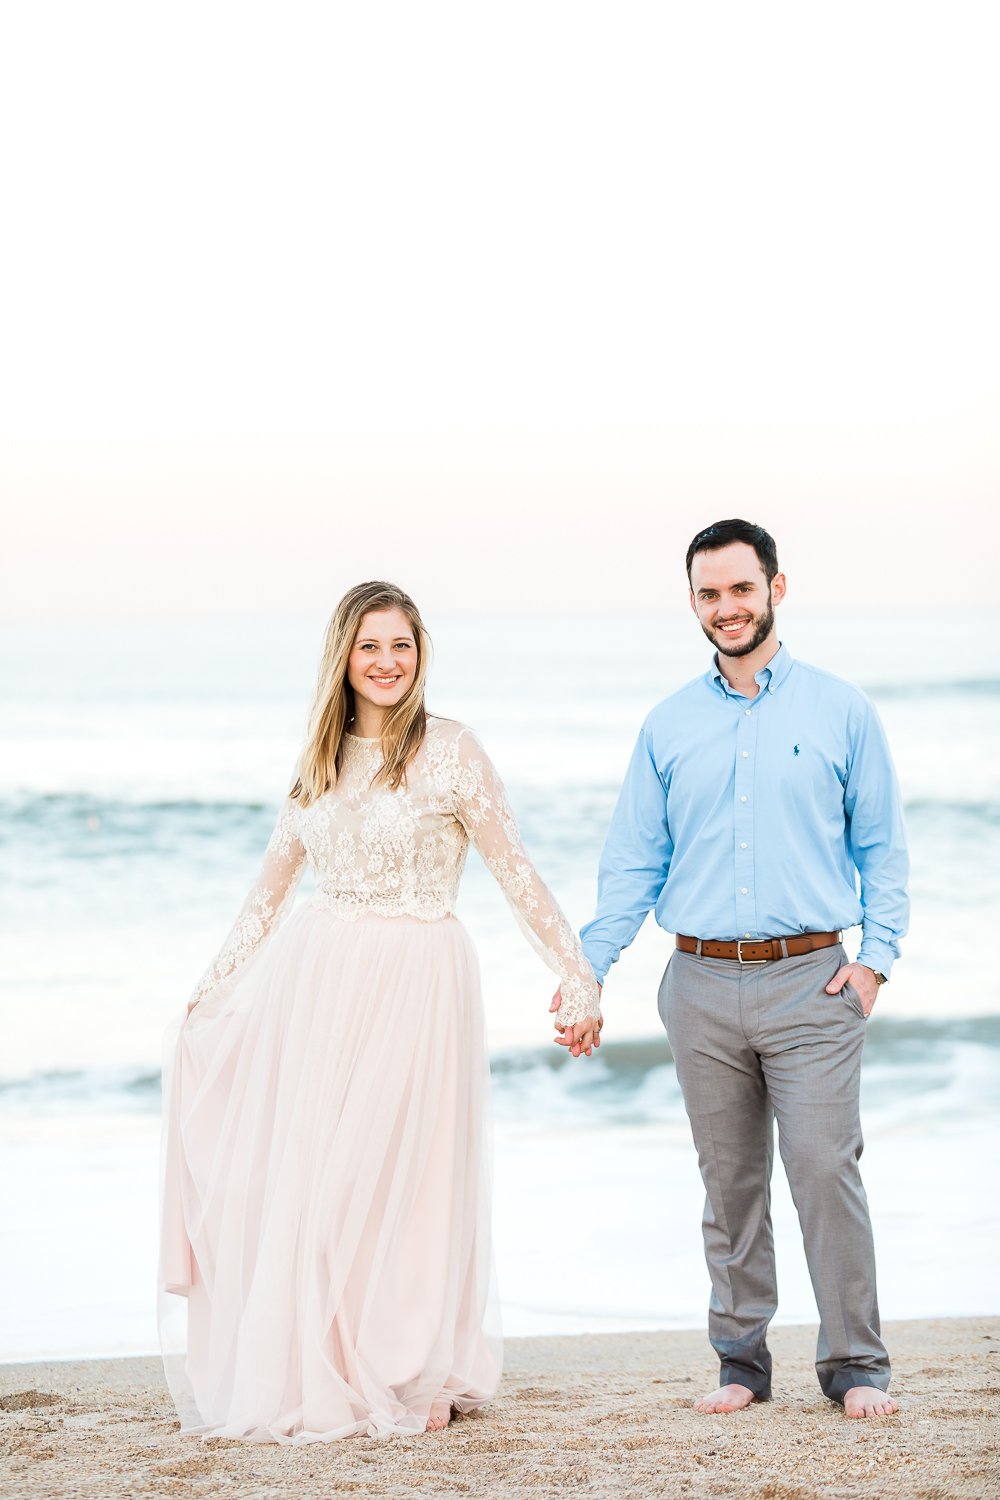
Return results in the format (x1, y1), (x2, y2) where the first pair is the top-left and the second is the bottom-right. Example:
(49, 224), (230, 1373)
(693, 1383), (756, 1414)
(843, 1386), (899, 1419)
(425, 1398), (453, 1432)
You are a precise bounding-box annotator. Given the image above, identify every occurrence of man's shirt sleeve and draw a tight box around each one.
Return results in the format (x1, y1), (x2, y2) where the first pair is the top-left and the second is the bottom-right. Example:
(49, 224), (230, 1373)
(844, 694), (910, 979)
(580, 718), (673, 984)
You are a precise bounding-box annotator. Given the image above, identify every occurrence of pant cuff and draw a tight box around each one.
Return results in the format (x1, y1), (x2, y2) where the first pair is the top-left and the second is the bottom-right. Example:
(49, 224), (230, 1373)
(822, 1367), (892, 1405)
(719, 1363), (771, 1402)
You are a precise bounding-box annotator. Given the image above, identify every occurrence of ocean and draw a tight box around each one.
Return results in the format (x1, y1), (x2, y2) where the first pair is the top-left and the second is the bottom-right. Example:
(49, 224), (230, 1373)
(1, 610), (997, 1360)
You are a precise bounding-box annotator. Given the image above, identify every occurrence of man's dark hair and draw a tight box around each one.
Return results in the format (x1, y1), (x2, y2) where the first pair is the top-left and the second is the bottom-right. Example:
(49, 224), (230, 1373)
(685, 519), (779, 584)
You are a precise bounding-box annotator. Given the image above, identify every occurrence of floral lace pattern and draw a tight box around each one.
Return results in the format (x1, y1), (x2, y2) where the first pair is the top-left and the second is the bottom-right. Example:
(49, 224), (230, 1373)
(189, 801), (307, 1005)
(190, 718), (601, 1025)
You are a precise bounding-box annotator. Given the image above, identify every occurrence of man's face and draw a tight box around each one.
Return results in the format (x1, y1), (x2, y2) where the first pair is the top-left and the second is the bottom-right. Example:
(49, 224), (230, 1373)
(689, 541), (785, 658)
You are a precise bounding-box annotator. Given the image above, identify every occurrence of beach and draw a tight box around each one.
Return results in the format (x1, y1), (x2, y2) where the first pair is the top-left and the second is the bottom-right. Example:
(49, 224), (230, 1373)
(2, 1318), (997, 1499)
(1, 615), (997, 1495)
(2, 615), (999, 1360)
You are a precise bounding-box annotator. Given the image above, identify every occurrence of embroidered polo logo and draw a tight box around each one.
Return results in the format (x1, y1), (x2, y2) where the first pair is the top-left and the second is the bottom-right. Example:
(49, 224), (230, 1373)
(793, 744), (800, 756)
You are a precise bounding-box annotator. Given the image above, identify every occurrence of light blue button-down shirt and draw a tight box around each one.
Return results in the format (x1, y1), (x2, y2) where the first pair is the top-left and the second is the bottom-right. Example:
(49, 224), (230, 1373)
(580, 644), (909, 984)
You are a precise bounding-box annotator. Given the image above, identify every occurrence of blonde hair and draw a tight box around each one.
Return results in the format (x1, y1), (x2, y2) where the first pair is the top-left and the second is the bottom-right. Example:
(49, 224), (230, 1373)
(291, 582), (431, 804)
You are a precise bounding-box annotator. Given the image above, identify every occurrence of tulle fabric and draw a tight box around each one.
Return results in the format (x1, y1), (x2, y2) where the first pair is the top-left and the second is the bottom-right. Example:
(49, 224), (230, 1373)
(158, 905), (502, 1442)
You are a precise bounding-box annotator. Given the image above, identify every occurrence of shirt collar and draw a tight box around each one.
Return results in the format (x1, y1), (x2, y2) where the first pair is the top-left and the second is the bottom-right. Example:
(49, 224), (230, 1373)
(709, 642), (793, 699)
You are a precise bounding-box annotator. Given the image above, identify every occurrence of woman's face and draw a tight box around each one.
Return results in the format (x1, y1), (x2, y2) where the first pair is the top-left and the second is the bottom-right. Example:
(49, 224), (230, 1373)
(347, 607), (418, 718)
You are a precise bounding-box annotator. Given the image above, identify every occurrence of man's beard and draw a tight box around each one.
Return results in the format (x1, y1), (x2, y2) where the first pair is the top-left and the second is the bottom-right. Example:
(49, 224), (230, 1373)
(702, 593), (775, 658)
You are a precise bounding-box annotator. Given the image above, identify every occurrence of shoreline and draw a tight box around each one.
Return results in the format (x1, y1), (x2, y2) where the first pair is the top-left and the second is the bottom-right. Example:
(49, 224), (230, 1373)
(6, 1303), (997, 1369)
(2, 1317), (997, 1498)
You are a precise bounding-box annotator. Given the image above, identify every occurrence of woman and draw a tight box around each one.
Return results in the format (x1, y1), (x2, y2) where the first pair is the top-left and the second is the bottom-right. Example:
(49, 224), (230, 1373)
(158, 581), (601, 1443)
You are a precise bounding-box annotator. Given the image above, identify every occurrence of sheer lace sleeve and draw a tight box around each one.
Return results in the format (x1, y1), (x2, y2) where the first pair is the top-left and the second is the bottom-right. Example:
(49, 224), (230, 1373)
(453, 728), (601, 1027)
(189, 799), (307, 1008)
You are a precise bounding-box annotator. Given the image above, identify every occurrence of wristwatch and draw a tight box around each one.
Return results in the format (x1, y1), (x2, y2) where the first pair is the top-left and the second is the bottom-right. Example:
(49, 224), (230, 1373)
(872, 970), (887, 987)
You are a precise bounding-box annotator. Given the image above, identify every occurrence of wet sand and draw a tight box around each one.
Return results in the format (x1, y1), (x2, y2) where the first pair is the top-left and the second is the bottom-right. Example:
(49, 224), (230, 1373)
(2, 1317), (998, 1498)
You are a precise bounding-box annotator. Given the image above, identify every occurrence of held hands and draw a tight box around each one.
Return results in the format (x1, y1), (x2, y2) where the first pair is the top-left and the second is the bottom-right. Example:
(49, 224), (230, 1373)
(550, 985), (604, 1058)
(825, 962), (880, 1017)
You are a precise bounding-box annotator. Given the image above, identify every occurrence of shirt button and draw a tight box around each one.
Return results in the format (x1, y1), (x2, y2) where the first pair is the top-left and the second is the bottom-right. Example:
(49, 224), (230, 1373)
(740, 887), (749, 895)
(740, 794), (748, 803)
(744, 709), (751, 716)
(741, 750), (749, 758)
(744, 932), (751, 938)
(740, 842), (748, 849)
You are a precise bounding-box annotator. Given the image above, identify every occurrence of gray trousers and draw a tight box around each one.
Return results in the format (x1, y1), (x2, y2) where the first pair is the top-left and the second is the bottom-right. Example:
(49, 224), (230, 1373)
(659, 944), (890, 1404)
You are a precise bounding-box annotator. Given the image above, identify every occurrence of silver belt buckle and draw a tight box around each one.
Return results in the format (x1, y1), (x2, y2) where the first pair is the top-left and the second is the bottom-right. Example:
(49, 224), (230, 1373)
(737, 939), (768, 965)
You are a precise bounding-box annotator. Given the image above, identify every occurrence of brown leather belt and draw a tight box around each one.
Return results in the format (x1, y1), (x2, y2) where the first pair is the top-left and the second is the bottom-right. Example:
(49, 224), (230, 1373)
(675, 931), (841, 964)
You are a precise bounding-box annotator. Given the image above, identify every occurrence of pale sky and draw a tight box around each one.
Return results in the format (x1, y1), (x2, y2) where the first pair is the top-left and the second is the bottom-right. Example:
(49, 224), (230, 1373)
(2, 2), (997, 620)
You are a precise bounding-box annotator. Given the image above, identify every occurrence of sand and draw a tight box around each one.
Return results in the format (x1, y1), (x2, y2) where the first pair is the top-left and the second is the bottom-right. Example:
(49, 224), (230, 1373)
(2, 1318), (997, 1499)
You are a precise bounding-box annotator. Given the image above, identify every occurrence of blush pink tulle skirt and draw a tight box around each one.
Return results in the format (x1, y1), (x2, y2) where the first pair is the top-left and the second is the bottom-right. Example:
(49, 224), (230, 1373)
(158, 906), (502, 1442)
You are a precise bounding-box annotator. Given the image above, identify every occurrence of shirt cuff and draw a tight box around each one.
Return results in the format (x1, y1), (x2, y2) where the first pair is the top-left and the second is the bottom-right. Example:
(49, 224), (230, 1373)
(856, 938), (897, 981)
(579, 940), (614, 987)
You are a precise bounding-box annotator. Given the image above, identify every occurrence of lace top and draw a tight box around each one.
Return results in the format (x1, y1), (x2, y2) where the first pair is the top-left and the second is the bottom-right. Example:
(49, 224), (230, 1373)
(190, 717), (601, 1026)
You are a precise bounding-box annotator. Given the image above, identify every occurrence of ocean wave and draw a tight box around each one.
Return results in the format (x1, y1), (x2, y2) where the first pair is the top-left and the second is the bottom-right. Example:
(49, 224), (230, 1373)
(902, 799), (1000, 826)
(3, 791), (271, 820)
(866, 677), (1000, 701)
(0, 793), (274, 858)
(0, 1065), (163, 1111)
(3, 1019), (997, 1123)
(4, 787), (1000, 833)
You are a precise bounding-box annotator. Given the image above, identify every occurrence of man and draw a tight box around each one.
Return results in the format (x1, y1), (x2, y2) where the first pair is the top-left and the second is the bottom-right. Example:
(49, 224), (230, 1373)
(555, 519), (908, 1420)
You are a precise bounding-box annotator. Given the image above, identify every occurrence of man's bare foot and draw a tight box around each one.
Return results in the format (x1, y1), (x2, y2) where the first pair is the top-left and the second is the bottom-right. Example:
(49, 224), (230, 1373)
(693, 1383), (756, 1414)
(425, 1398), (453, 1432)
(843, 1385), (899, 1419)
